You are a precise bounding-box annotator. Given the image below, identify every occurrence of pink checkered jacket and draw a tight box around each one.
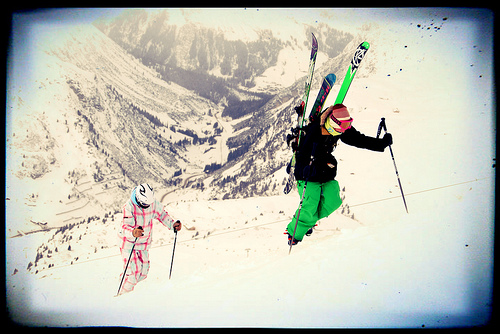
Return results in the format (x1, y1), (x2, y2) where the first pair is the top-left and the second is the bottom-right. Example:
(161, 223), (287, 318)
(118, 197), (175, 251)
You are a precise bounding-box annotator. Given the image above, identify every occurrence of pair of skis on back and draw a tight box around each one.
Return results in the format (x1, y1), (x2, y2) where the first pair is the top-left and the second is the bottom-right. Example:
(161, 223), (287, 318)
(284, 34), (370, 194)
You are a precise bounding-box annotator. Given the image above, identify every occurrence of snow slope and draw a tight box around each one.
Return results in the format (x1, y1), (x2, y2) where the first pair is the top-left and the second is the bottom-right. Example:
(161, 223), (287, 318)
(6, 8), (495, 328)
(5, 22), (227, 237)
(7, 177), (493, 327)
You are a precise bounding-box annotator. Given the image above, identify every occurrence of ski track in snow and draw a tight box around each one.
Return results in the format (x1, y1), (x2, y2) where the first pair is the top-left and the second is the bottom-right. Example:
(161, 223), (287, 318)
(6, 9), (495, 328)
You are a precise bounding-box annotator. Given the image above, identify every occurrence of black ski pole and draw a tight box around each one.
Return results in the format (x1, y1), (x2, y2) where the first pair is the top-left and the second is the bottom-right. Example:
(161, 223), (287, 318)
(289, 143), (317, 254)
(116, 236), (138, 296)
(169, 229), (178, 280)
(377, 118), (408, 213)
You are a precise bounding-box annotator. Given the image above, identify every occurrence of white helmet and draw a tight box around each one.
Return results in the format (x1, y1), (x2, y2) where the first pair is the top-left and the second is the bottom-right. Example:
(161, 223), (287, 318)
(135, 183), (155, 207)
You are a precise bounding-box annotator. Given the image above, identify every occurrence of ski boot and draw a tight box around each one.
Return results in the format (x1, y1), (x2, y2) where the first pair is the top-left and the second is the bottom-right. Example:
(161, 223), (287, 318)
(305, 224), (318, 237)
(286, 232), (301, 246)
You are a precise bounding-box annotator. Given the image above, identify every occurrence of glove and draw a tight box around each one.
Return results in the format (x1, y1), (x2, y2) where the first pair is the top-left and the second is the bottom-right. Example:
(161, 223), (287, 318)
(382, 133), (393, 147)
(133, 226), (144, 238)
(173, 220), (182, 232)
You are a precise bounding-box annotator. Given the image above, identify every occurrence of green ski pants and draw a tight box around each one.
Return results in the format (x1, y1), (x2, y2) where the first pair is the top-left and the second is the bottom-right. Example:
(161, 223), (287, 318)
(287, 179), (342, 241)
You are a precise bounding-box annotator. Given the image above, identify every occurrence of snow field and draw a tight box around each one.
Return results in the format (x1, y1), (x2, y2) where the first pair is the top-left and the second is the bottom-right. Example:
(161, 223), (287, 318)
(7, 199), (360, 327)
(7, 171), (494, 327)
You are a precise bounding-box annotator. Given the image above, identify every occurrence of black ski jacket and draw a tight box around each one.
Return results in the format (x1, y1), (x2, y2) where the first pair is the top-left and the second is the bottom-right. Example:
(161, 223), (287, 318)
(294, 119), (388, 183)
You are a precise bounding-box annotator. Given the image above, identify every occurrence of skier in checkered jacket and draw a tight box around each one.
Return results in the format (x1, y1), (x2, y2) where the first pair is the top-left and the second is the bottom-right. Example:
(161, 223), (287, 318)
(117, 183), (181, 295)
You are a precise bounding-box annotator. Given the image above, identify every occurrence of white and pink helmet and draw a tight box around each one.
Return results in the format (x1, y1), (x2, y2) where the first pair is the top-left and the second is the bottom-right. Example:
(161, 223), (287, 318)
(324, 104), (353, 135)
(135, 183), (155, 207)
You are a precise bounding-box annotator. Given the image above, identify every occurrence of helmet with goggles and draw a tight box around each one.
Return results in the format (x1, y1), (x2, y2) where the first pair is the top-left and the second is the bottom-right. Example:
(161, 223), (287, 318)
(324, 104), (353, 136)
(133, 183), (155, 208)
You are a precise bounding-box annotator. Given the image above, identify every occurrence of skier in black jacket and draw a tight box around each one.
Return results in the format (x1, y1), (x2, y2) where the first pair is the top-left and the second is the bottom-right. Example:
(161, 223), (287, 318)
(286, 104), (393, 245)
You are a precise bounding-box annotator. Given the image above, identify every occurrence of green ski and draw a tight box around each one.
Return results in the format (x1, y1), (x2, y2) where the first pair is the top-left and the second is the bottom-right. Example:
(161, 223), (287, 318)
(335, 41), (370, 105)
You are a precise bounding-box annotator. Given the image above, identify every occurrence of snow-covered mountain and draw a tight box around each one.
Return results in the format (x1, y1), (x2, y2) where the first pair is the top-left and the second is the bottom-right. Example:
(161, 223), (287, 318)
(93, 8), (352, 93)
(5, 10), (355, 236)
(6, 8), (495, 328)
(6, 23), (228, 236)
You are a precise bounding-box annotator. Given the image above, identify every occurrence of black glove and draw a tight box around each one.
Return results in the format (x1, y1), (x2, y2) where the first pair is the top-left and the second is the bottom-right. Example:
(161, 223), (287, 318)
(382, 133), (393, 148)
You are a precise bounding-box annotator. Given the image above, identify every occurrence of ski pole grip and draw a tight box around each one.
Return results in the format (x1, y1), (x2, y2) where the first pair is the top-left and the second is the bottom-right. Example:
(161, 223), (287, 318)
(376, 118), (386, 138)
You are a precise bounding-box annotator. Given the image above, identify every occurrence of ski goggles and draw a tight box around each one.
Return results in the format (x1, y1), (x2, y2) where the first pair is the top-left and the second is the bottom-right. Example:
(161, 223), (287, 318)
(138, 200), (150, 208)
(325, 115), (353, 135)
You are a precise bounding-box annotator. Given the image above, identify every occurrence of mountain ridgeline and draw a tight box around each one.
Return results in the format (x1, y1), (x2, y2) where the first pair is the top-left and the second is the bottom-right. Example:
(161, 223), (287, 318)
(93, 9), (353, 120)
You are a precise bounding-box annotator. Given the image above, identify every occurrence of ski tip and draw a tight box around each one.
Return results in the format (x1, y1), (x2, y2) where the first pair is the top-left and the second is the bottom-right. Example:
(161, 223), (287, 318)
(326, 73), (336, 82)
(361, 41), (370, 49)
(312, 34), (318, 51)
